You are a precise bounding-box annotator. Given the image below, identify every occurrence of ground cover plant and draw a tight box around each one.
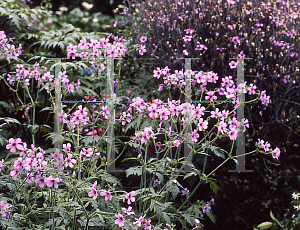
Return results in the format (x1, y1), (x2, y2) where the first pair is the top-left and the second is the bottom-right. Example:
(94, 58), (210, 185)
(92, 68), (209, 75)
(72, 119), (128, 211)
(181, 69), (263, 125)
(0, 0), (299, 229)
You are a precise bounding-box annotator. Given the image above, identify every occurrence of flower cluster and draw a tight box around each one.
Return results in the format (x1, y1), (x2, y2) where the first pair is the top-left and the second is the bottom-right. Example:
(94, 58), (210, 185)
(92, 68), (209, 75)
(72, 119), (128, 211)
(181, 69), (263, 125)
(67, 35), (128, 71)
(257, 139), (281, 159)
(58, 105), (90, 129)
(4, 63), (79, 94)
(152, 66), (268, 106)
(0, 31), (22, 60)
(5, 138), (61, 187)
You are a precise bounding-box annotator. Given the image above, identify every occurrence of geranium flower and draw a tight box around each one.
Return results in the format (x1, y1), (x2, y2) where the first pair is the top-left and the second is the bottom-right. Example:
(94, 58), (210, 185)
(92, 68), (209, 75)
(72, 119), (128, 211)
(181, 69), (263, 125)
(140, 36), (147, 43)
(232, 36), (240, 45)
(122, 206), (135, 216)
(173, 140), (180, 147)
(45, 176), (60, 188)
(229, 61), (237, 69)
(88, 186), (98, 200)
(115, 213), (125, 227)
(125, 191), (135, 205)
(100, 189), (112, 201)
(65, 153), (76, 168)
(6, 138), (24, 153)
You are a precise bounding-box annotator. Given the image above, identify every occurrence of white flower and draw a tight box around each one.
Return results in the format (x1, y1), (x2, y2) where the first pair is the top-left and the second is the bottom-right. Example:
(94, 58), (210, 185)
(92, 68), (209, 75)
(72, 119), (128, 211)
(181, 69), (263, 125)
(82, 2), (93, 10)
(294, 205), (300, 211)
(292, 192), (299, 200)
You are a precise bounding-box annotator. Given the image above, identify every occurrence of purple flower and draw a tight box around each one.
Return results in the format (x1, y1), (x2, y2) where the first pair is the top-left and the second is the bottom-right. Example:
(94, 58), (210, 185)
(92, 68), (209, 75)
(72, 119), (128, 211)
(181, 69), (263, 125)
(153, 179), (160, 187)
(181, 188), (189, 195)
(203, 204), (211, 213)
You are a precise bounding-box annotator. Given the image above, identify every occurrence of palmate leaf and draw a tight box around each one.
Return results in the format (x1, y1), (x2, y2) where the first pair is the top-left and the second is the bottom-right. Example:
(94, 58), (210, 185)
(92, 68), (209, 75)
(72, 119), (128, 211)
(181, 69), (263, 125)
(201, 141), (227, 159)
(125, 166), (143, 177)
(207, 179), (221, 195)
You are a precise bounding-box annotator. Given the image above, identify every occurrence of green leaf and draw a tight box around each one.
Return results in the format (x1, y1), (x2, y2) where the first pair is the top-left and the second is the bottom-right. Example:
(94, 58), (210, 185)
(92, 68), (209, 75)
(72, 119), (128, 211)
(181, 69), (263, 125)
(81, 136), (101, 146)
(0, 134), (6, 146)
(40, 106), (54, 113)
(257, 222), (273, 229)
(270, 210), (283, 227)
(0, 101), (15, 111)
(42, 220), (53, 230)
(125, 166), (142, 177)
(206, 209), (217, 224)
(208, 180), (220, 195)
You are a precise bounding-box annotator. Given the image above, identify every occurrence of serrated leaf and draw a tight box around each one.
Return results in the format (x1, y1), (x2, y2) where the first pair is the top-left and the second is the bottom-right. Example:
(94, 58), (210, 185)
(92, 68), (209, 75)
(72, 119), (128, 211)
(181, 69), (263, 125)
(125, 166), (142, 177)
(208, 180), (220, 195)
(42, 220), (53, 230)
(206, 209), (216, 224)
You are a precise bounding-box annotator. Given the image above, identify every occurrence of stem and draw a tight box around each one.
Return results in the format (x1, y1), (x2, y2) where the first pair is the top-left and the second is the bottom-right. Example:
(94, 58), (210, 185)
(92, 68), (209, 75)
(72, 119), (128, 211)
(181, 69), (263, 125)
(77, 128), (81, 181)
(51, 188), (54, 230)
(84, 217), (89, 230)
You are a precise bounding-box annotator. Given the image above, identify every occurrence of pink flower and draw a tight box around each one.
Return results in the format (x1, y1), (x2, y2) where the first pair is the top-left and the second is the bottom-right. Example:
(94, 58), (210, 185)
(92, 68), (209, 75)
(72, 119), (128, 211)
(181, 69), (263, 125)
(139, 45), (146, 55)
(183, 50), (188, 56)
(0, 159), (3, 172)
(125, 191), (135, 205)
(198, 118), (208, 131)
(100, 189), (112, 201)
(158, 84), (163, 91)
(45, 176), (60, 188)
(173, 140), (180, 147)
(133, 215), (146, 227)
(10, 169), (20, 180)
(228, 128), (238, 140)
(65, 153), (76, 168)
(122, 206), (135, 216)
(229, 61), (237, 69)
(62, 143), (72, 153)
(88, 186), (98, 200)
(6, 138), (24, 153)
(140, 36), (147, 43)
(115, 213), (125, 227)
(263, 142), (270, 152)
(35, 175), (46, 188)
(248, 83), (257, 95)
(205, 91), (217, 101)
(191, 130), (199, 143)
(232, 36), (240, 45)
(272, 147), (280, 159)
(228, 25), (233, 30)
